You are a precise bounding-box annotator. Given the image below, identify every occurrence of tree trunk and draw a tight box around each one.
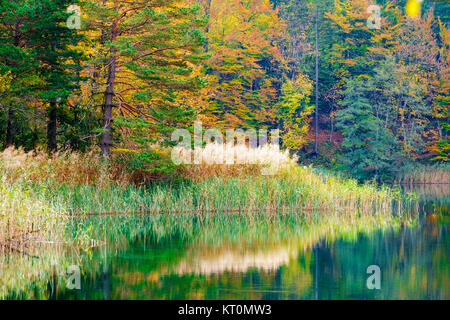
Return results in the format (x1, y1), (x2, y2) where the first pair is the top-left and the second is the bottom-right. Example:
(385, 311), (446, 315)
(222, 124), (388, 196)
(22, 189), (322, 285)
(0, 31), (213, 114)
(100, 22), (118, 157)
(314, 5), (319, 154)
(203, 0), (212, 52)
(6, 22), (20, 147)
(5, 107), (14, 147)
(330, 107), (334, 143)
(47, 101), (57, 152)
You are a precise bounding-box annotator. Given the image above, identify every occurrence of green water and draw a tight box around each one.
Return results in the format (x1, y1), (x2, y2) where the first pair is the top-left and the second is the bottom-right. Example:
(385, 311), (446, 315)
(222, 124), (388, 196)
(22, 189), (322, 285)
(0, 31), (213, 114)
(3, 185), (449, 300)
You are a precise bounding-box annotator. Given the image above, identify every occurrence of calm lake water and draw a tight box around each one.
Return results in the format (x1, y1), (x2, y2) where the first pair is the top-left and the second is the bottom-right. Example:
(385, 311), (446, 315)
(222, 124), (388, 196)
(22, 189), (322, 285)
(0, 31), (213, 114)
(52, 185), (449, 300)
(4, 185), (449, 300)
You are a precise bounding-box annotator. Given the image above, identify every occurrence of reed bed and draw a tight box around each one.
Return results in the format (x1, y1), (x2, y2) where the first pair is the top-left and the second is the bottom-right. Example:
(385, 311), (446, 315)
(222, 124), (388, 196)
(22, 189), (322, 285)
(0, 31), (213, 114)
(0, 180), (66, 245)
(0, 145), (405, 246)
(0, 146), (424, 299)
(397, 163), (450, 185)
(0, 146), (401, 216)
(178, 143), (298, 179)
(0, 147), (128, 187)
(43, 168), (398, 216)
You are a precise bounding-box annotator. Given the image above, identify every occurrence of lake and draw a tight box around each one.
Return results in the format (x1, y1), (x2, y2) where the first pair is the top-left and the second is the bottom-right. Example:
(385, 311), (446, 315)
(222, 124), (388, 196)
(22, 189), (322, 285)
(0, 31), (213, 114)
(3, 185), (449, 300)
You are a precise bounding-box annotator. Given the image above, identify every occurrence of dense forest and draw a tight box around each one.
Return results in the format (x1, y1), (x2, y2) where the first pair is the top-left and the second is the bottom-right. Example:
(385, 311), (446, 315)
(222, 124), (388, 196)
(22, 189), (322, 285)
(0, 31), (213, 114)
(1, 0), (450, 301)
(0, 0), (449, 181)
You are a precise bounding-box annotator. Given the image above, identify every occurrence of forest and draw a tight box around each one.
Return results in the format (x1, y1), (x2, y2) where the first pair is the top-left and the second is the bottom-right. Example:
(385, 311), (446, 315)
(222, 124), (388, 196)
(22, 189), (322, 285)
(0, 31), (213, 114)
(0, 0), (449, 301)
(0, 0), (448, 182)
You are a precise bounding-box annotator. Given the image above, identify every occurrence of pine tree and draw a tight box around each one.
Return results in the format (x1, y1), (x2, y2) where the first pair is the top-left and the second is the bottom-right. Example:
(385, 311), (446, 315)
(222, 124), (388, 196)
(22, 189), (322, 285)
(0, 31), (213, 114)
(33, 0), (84, 152)
(0, 0), (84, 151)
(336, 76), (399, 180)
(0, 0), (40, 148)
(85, 0), (208, 157)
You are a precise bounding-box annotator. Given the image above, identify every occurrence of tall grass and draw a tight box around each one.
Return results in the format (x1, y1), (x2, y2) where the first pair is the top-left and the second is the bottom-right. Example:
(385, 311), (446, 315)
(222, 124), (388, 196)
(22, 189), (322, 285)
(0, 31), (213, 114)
(397, 163), (450, 185)
(0, 180), (66, 245)
(0, 147), (128, 187)
(1, 146), (401, 215)
(178, 143), (298, 179)
(0, 146), (408, 248)
(38, 166), (399, 216)
(0, 146), (427, 299)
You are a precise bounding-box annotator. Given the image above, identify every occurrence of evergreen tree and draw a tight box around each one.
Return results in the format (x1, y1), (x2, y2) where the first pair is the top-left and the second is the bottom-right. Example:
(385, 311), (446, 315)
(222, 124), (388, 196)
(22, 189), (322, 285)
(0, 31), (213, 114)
(85, 0), (208, 157)
(32, 0), (84, 152)
(336, 76), (399, 180)
(0, 0), (84, 152)
(0, 0), (41, 148)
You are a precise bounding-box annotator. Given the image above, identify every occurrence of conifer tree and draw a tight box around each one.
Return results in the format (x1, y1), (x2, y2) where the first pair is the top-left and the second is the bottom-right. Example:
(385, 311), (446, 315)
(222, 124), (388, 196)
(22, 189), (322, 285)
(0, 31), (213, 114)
(85, 0), (208, 156)
(336, 76), (399, 180)
(31, 0), (84, 152)
(0, 0), (40, 148)
(0, 0), (84, 151)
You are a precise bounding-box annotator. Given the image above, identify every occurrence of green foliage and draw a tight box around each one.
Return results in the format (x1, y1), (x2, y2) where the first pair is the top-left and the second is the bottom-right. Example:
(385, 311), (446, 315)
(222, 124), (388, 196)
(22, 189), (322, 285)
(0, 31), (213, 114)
(0, 0), (449, 181)
(113, 116), (178, 177)
(277, 74), (313, 150)
(336, 76), (400, 181)
(85, 0), (208, 160)
(0, 0), (85, 151)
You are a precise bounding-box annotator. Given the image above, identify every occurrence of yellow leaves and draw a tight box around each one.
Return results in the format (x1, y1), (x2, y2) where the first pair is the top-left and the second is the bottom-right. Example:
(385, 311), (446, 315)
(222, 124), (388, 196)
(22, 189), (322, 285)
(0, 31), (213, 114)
(293, 73), (313, 94)
(438, 18), (450, 49)
(327, 0), (375, 33)
(0, 71), (11, 94)
(277, 74), (314, 151)
(428, 142), (450, 162)
(183, 0), (284, 129)
(111, 148), (138, 154)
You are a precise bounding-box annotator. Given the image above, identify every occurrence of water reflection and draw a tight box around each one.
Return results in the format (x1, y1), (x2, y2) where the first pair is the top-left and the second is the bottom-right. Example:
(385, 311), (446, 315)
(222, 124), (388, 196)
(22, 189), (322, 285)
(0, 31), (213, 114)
(173, 244), (296, 275)
(2, 185), (449, 300)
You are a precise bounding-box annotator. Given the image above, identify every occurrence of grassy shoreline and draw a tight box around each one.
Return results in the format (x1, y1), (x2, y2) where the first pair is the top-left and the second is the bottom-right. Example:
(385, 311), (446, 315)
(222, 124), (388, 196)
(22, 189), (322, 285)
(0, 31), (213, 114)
(0, 148), (408, 245)
(0, 147), (424, 299)
(396, 163), (450, 185)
